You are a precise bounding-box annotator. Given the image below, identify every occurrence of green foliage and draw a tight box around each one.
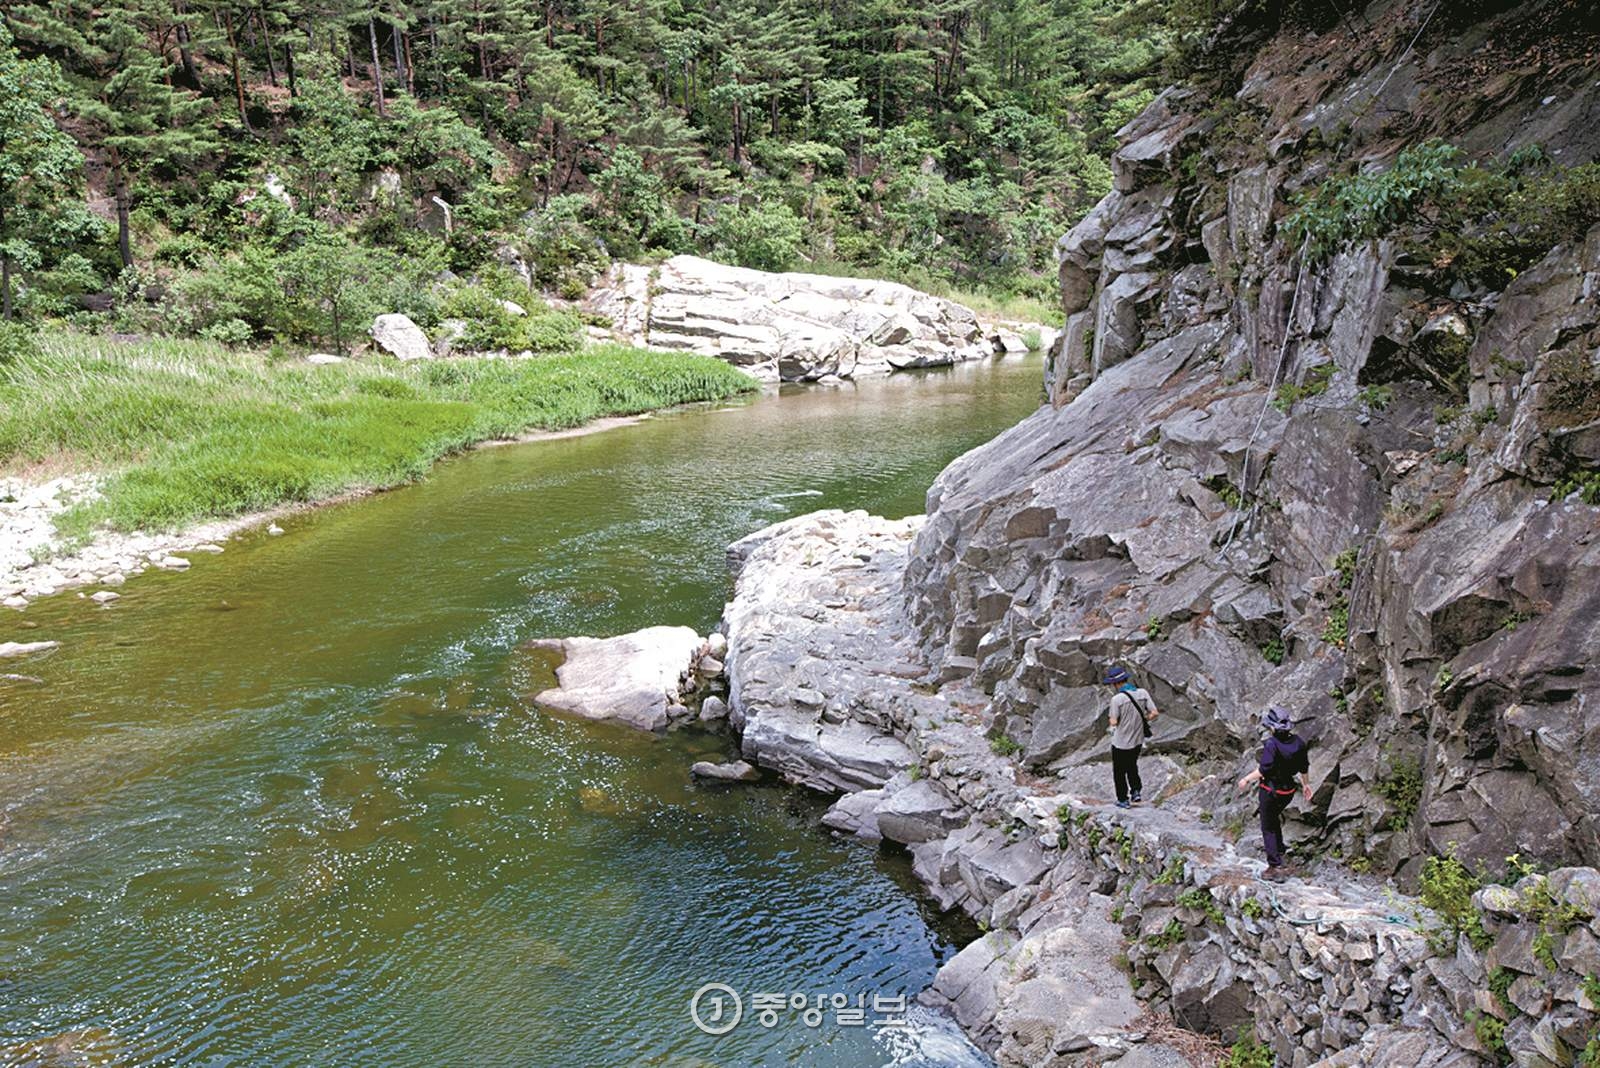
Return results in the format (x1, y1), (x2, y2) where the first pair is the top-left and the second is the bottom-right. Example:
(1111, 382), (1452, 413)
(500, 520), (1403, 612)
(1240, 896), (1268, 920)
(1419, 847), (1491, 953)
(0, 0), (1191, 328)
(0, 22), (91, 319)
(437, 283), (582, 355)
(1220, 1029), (1274, 1068)
(1260, 637), (1285, 666)
(0, 320), (38, 364)
(1273, 363), (1334, 412)
(1205, 475), (1245, 510)
(1287, 137), (1600, 290)
(1552, 468), (1600, 506)
(1333, 547), (1359, 589)
(1155, 856), (1185, 885)
(1468, 1010), (1509, 1063)
(1145, 616), (1165, 640)
(1375, 754), (1423, 832)
(1580, 1035), (1600, 1068)
(710, 199), (805, 274)
(988, 732), (1023, 758)
(1359, 384), (1393, 411)
(2, 332), (755, 532)
(1321, 594), (1350, 648)
(1284, 141), (1467, 261)
(1144, 918), (1186, 950)
(1176, 888), (1224, 925)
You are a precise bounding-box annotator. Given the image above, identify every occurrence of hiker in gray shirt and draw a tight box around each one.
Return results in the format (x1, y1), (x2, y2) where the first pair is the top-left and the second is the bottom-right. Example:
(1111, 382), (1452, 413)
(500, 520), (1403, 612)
(1104, 665), (1159, 809)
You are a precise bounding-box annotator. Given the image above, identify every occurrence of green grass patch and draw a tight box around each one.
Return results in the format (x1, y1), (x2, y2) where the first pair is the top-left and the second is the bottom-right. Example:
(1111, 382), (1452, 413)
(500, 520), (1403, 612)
(3, 332), (755, 533)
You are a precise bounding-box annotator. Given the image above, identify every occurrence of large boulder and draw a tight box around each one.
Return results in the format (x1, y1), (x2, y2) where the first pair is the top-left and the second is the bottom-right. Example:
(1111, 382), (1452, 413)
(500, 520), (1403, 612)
(583, 255), (990, 382)
(369, 313), (433, 361)
(527, 625), (704, 733)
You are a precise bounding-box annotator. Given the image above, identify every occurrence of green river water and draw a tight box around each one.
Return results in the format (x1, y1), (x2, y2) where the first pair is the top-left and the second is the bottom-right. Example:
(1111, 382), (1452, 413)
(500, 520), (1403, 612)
(0, 354), (1042, 1068)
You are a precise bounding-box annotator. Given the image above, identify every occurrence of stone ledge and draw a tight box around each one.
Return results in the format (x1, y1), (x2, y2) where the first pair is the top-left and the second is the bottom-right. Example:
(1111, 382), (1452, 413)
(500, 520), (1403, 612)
(720, 508), (1600, 1068)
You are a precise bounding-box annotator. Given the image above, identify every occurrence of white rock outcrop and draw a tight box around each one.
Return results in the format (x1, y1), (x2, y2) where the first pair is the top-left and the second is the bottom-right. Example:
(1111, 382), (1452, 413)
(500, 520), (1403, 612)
(369, 313), (433, 361)
(528, 625), (706, 733)
(585, 255), (991, 382)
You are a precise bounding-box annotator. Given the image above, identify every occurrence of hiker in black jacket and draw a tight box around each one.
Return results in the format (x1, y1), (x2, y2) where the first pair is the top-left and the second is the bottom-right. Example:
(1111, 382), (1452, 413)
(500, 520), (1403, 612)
(1236, 706), (1311, 882)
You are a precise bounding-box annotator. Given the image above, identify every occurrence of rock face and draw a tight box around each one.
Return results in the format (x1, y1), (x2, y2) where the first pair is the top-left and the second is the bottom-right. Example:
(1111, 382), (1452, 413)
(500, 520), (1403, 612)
(717, 509), (1600, 1067)
(910, 1), (1600, 880)
(584, 255), (990, 382)
(529, 625), (706, 733)
(723, 511), (929, 791)
(369, 313), (433, 361)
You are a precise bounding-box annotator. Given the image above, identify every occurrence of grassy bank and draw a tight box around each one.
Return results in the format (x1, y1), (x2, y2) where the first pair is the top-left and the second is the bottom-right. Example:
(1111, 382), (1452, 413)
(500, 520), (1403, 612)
(0, 332), (755, 535)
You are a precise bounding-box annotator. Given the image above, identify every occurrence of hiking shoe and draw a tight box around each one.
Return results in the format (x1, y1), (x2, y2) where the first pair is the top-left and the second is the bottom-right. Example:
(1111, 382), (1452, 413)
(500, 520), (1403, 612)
(1130, 792), (1142, 803)
(1115, 800), (1132, 809)
(1263, 866), (1288, 883)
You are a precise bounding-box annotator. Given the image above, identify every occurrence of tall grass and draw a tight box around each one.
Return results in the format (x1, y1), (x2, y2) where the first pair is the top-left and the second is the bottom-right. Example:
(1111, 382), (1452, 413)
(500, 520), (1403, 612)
(1, 332), (756, 533)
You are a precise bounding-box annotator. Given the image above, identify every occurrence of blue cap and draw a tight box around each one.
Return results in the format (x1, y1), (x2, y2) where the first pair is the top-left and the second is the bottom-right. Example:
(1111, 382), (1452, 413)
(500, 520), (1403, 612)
(1103, 666), (1131, 685)
(1264, 706), (1294, 732)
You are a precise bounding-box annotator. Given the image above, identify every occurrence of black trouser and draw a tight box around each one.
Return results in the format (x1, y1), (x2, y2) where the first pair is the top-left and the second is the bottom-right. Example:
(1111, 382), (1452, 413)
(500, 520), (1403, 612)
(1259, 786), (1294, 867)
(1111, 744), (1142, 803)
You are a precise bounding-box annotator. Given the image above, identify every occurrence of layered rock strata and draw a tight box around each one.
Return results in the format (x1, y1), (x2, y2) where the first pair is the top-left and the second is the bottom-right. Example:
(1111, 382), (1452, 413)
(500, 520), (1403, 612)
(719, 509), (1600, 1068)
(585, 255), (992, 381)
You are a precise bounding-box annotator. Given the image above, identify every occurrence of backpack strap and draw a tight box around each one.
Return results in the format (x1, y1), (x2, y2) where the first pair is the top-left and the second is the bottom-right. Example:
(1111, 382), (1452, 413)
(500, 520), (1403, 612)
(1128, 690), (1153, 736)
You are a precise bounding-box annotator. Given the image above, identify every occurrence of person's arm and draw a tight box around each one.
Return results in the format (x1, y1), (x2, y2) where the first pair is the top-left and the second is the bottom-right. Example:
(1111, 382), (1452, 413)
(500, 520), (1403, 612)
(1299, 771), (1311, 802)
(1238, 738), (1273, 792)
(1107, 693), (1121, 733)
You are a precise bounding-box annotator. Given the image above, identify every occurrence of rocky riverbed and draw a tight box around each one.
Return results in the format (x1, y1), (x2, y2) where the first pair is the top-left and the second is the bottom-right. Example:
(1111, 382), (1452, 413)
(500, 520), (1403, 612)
(0, 473), (270, 612)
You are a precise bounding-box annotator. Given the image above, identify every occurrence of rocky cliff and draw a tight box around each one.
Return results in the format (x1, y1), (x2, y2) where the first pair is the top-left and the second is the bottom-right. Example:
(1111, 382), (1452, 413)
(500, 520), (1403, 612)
(701, 1), (1600, 1064)
(908, 0), (1600, 879)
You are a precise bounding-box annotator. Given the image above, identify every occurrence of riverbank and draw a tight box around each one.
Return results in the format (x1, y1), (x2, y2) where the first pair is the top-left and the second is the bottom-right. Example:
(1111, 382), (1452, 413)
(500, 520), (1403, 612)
(0, 331), (755, 609)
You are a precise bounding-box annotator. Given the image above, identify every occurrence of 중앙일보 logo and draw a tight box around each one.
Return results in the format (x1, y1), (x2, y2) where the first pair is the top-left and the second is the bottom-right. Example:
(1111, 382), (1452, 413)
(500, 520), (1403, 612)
(689, 984), (909, 1036)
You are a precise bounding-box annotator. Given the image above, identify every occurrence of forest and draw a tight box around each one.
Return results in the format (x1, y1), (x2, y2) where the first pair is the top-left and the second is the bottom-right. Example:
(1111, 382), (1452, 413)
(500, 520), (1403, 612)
(0, 0), (1208, 353)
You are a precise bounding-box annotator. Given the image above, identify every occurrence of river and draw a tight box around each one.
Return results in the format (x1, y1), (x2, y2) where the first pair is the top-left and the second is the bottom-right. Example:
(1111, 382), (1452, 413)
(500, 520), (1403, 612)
(0, 354), (1042, 1067)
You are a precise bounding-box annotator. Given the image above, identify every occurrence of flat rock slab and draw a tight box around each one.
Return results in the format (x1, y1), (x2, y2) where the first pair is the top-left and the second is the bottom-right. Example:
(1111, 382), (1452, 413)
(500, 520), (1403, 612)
(529, 625), (702, 733)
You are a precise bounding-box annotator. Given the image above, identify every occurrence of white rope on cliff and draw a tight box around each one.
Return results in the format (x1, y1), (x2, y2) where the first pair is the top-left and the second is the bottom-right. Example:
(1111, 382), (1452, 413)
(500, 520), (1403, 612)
(1217, 233), (1313, 561)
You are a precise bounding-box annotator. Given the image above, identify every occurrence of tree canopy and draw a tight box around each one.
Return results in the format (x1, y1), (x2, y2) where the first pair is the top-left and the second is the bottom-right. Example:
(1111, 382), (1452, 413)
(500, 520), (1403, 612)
(1, 0), (1195, 343)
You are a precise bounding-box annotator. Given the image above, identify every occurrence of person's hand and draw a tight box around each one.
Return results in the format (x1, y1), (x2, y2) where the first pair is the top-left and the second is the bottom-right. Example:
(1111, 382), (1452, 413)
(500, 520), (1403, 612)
(1236, 776), (1251, 793)
(1302, 784), (1312, 802)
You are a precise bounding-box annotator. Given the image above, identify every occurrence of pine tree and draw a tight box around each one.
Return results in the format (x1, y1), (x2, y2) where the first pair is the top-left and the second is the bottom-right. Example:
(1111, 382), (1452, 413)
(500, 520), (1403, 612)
(72, 3), (219, 267)
(0, 23), (86, 318)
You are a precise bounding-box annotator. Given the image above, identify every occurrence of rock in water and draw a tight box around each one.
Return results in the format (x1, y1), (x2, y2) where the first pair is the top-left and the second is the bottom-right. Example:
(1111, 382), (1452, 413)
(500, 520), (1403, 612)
(992, 330), (1029, 354)
(369, 313), (433, 361)
(528, 625), (703, 733)
(583, 254), (990, 382)
(689, 760), (760, 783)
(0, 640), (59, 658)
